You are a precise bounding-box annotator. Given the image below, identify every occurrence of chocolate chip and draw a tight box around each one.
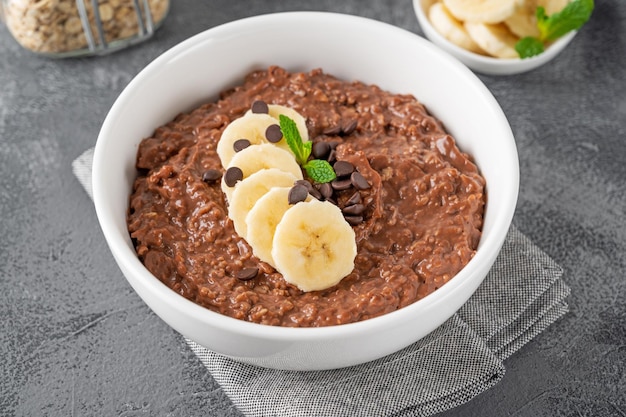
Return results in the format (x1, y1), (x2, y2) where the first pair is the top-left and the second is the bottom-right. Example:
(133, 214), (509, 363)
(224, 166), (243, 187)
(236, 267), (259, 281)
(296, 180), (321, 199)
(328, 141), (340, 150)
(312, 141), (331, 159)
(308, 187), (322, 200)
(288, 184), (309, 205)
(265, 124), (283, 143)
(233, 138), (251, 152)
(342, 203), (365, 215)
(342, 119), (358, 135)
(331, 178), (353, 191)
(251, 100), (269, 114)
(346, 191), (362, 206)
(333, 160), (354, 177)
(319, 182), (333, 199)
(323, 125), (342, 136)
(202, 169), (222, 183)
(344, 215), (364, 226)
(295, 179), (313, 192)
(351, 172), (371, 190)
(327, 149), (337, 163)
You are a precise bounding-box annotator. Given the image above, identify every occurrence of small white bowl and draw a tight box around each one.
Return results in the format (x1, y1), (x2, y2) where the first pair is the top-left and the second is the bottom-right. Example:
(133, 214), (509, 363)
(93, 11), (519, 371)
(413, 0), (577, 75)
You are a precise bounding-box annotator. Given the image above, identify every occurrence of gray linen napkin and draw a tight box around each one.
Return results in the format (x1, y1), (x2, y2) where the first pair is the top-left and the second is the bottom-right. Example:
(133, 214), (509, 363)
(73, 147), (570, 417)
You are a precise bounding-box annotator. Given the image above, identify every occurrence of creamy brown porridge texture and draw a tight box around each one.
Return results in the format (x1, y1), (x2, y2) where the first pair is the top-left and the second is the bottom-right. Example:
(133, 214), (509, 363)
(127, 66), (486, 327)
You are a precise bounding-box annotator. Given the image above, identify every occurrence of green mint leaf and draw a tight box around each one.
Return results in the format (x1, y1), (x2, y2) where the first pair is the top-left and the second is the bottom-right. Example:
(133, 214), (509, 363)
(279, 113), (330, 182)
(279, 114), (308, 165)
(515, 36), (545, 58)
(536, 5), (548, 25)
(516, 0), (593, 59)
(537, 0), (594, 42)
(302, 140), (312, 162)
(303, 159), (336, 183)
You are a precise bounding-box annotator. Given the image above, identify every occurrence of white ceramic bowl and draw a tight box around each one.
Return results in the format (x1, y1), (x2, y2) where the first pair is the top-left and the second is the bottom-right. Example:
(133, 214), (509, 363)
(93, 11), (519, 371)
(413, 0), (577, 75)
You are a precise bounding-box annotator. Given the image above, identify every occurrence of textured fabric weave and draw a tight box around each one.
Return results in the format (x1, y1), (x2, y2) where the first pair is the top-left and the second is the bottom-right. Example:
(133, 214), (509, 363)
(74, 147), (570, 417)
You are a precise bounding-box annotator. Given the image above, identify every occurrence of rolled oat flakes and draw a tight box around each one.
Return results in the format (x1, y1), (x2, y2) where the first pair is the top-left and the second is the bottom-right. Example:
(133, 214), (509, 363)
(1, 0), (169, 56)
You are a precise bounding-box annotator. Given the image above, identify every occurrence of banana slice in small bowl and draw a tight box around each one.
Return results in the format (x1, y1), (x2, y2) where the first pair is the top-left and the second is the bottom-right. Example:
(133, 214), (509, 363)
(414, 0), (584, 75)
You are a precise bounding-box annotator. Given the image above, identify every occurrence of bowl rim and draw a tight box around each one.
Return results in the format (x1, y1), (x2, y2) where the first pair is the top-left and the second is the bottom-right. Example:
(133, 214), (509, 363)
(93, 10), (519, 343)
(412, 0), (577, 67)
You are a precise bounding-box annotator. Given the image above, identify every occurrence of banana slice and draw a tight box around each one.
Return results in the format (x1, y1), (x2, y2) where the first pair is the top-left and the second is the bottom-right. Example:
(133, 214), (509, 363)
(246, 104), (310, 143)
(243, 104), (310, 157)
(245, 186), (312, 267)
(443, 0), (518, 24)
(429, 2), (486, 54)
(228, 169), (300, 239)
(539, 0), (571, 15)
(267, 105), (310, 143)
(217, 113), (279, 167)
(504, 0), (541, 38)
(271, 199), (357, 292)
(221, 143), (303, 202)
(465, 22), (520, 58)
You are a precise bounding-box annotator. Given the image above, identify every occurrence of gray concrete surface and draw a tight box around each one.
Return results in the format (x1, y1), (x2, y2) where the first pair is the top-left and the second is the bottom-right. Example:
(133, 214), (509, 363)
(1, 1), (625, 416)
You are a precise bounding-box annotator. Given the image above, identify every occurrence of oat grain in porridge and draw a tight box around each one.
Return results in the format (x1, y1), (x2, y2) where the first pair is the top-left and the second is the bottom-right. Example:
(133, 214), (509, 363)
(127, 66), (486, 327)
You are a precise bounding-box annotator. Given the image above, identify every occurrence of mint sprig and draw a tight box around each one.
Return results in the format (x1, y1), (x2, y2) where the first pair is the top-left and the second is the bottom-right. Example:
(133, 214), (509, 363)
(279, 114), (336, 183)
(279, 114), (309, 165)
(515, 0), (594, 59)
(302, 159), (336, 183)
(515, 37), (545, 58)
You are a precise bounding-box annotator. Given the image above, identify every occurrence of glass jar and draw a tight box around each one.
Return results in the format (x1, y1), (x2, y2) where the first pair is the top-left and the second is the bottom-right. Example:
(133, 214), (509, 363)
(0, 0), (170, 57)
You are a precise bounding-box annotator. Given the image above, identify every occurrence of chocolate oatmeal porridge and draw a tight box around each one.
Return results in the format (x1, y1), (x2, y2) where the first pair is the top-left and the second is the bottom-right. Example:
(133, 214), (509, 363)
(127, 66), (486, 327)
